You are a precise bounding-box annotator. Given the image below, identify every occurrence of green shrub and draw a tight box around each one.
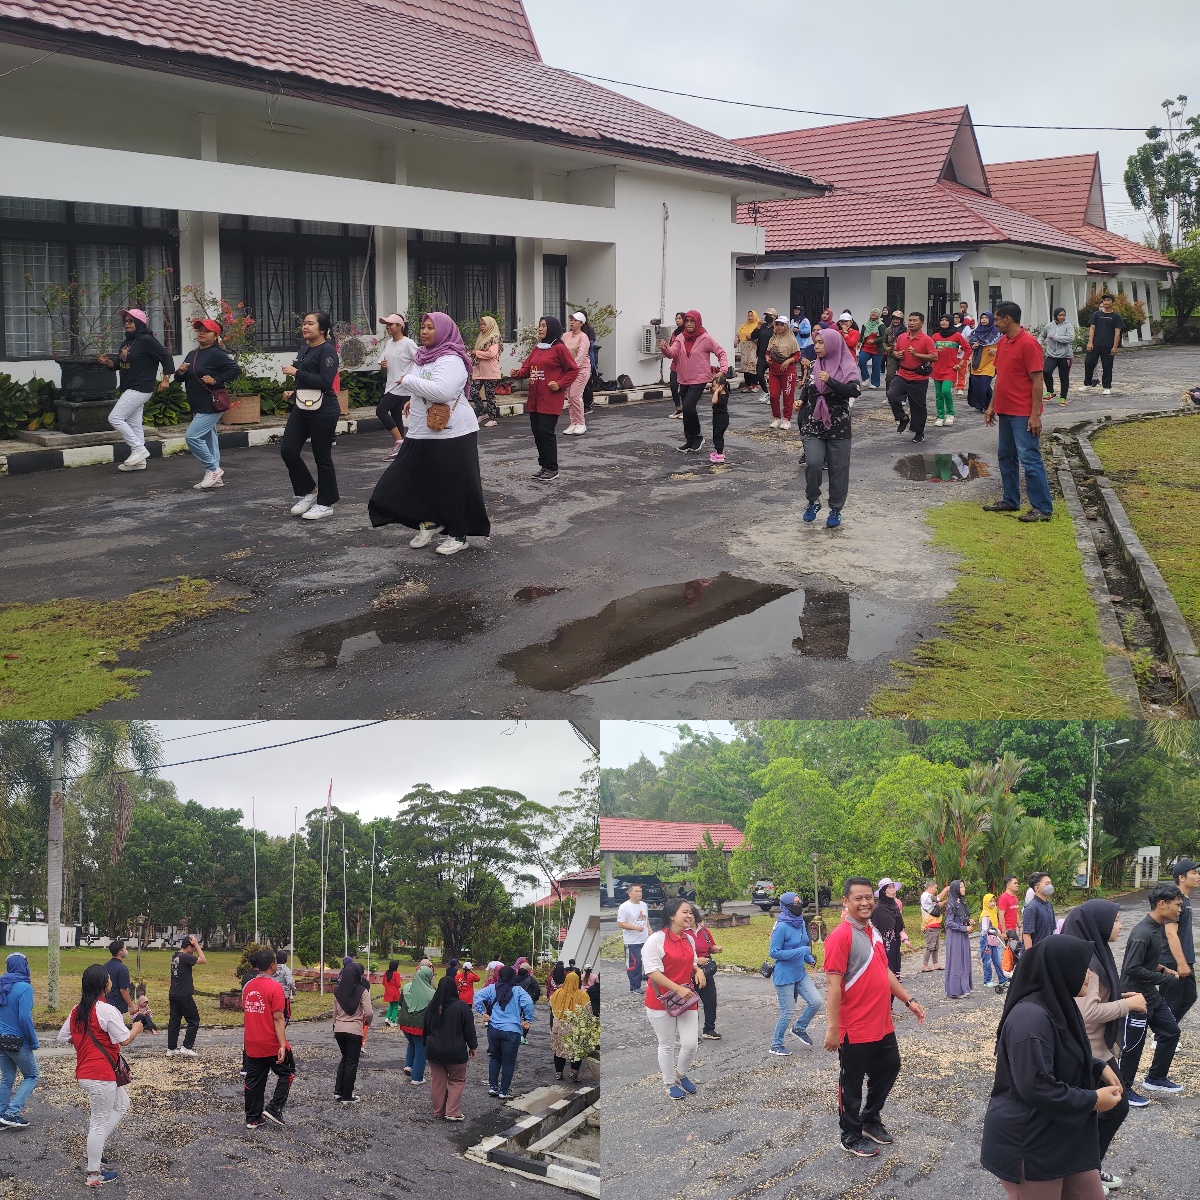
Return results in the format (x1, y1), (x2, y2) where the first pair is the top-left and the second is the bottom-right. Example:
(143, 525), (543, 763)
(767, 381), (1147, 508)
(341, 370), (385, 410)
(0, 374), (36, 439)
(1078, 290), (1146, 337)
(142, 382), (190, 426)
(233, 942), (272, 982)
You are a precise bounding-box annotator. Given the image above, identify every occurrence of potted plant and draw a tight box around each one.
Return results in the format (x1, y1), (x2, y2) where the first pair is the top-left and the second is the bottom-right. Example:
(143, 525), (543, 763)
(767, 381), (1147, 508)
(182, 286), (275, 426)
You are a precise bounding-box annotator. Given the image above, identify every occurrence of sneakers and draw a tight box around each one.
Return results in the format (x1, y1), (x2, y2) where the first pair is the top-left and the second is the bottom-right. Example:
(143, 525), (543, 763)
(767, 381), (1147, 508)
(194, 468), (224, 490)
(768, 1046), (791, 1056)
(701, 1030), (722, 1040)
(1045, 392), (1057, 401)
(826, 509), (841, 529)
(86, 1171), (120, 1187)
(176, 1048), (198, 1058)
(770, 418), (782, 429)
(165, 1049), (177, 1057)
(117, 446), (150, 471)
(290, 492), (318, 516)
(435, 537), (468, 556)
(676, 1076), (697, 1094)
(497, 1092), (514, 1100)
(709, 452), (725, 463)
(302, 503), (334, 520)
(666, 1084), (687, 1100)
(1017, 509), (1052, 523)
(687, 439), (705, 453)
(945, 414), (955, 425)
(538, 469), (560, 481)
(245, 1117), (265, 1129)
(1102, 387), (1112, 395)
(410, 1077), (428, 1086)
(983, 501), (1020, 512)
(1100, 1171), (1123, 1188)
(803, 501), (821, 523)
(676, 441), (692, 453)
(841, 1135), (879, 1158)
(410, 523), (444, 548)
(1142, 1077), (1183, 1093)
(488, 1087), (499, 1098)
(445, 1114), (465, 1121)
(261, 1108), (285, 1126)
(862, 1119), (893, 1145)
(792, 1028), (814, 1046)
(1126, 1089), (1150, 1108)
(897, 415), (910, 434)
(934, 418), (944, 427)
(912, 434), (924, 443)
(387, 441), (403, 458)
(0, 1115), (29, 1127)
(339, 1095), (362, 1105)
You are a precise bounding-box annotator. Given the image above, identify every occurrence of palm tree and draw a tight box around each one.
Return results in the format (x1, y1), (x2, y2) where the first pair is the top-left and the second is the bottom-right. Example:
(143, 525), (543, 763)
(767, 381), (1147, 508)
(1149, 722), (1200, 759)
(0, 721), (161, 1009)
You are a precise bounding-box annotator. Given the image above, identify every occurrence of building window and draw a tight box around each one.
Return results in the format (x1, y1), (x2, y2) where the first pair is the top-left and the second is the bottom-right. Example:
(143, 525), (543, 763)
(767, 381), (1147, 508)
(219, 217), (374, 351)
(989, 285), (1004, 313)
(0, 199), (179, 360)
(926, 277), (948, 326)
(886, 276), (905, 314)
(407, 230), (516, 339)
(543, 256), (567, 326)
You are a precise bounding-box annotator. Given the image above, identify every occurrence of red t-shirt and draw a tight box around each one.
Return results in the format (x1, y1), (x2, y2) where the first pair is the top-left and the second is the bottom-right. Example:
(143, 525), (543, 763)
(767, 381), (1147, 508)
(823, 918), (894, 1044)
(643, 929), (696, 1013)
(455, 971), (480, 1004)
(931, 331), (970, 381)
(896, 331), (936, 382)
(243, 973), (286, 1058)
(993, 329), (1045, 416)
(842, 328), (860, 355)
(997, 891), (1020, 933)
(383, 972), (403, 1003)
(516, 342), (580, 415)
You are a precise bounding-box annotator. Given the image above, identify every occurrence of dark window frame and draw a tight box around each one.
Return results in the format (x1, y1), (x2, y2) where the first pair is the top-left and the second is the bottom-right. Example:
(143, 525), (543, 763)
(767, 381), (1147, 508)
(885, 276), (906, 314)
(408, 230), (518, 339)
(543, 254), (567, 327)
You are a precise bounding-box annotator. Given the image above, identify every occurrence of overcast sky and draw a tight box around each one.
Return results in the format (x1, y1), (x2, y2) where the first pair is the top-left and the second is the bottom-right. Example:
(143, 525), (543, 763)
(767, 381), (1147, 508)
(523, 0), (1199, 241)
(149, 721), (593, 837)
(600, 721), (737, 770)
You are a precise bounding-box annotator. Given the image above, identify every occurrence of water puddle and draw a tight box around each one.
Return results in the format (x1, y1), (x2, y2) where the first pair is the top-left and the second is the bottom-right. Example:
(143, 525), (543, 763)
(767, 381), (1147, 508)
(294, 590), (487, 667)
(895, 452), (989, 482)
(513, 585), (564, 602)
(499, 574), (907, 696)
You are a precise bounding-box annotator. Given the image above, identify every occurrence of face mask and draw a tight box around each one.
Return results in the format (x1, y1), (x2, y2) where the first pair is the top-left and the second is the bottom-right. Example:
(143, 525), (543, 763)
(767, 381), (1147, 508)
(1042, 883), (1055, 897)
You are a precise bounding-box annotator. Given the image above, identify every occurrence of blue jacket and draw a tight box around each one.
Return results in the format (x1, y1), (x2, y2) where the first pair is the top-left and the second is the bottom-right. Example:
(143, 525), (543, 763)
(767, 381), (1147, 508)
(0, 981), (39, 1048)
(473, 984), (535, 1034)
(769, 918), (818, 986)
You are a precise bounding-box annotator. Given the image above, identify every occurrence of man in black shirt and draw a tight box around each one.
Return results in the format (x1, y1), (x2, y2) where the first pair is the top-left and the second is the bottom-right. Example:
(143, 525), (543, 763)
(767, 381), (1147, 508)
(1119, 883), (1184, 1106)
(1084, 293), (1124, 393)
(1021, 872), (1055, 950)
(103, 939), (132, 1017)
(1158, 859), (1197, 1061)
(167, 934), (206, 1057)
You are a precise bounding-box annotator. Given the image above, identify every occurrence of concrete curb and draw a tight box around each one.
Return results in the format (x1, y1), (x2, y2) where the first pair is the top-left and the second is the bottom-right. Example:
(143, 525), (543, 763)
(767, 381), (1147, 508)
(1075, 413), (1200, 715)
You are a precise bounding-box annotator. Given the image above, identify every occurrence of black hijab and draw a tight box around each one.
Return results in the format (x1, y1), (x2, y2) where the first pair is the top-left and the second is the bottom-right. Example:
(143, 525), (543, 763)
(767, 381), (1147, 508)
(551, 962), (567, 987)
(541, 316), (564, 345)
(1061, 900), (1123, 1050)
(995, 936), (1094, 1089)
(384, 959), (399, 983)
(947, 880), (969, 924)
(495, 965), (517, 1009)
(334, 961), (366, 1014)
(872, 884), (902, 934)
(425, 973), (462, 1031)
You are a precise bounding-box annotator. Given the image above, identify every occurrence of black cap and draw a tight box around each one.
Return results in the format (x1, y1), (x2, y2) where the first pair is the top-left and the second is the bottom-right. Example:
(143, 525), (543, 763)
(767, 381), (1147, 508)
(1172, 858), (1198, 880)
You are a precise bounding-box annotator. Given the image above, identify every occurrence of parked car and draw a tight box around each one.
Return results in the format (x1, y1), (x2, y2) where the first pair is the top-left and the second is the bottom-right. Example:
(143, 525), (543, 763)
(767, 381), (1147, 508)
(751, 880), (780, 912)
(601, 874), (668, 908)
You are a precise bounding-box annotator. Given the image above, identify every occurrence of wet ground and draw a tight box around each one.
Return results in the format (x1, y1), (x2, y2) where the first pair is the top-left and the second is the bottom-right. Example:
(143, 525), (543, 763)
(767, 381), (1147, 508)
(1, 346), (1194, 718)
(0, 1015), (575, 1200)
(601, 890), (1200, 1200)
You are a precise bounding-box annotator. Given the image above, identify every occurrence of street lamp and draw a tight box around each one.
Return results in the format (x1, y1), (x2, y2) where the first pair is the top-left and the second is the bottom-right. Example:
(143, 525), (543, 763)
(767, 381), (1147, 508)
(1087, 731), (1130, 891)
(811, 852), (821, 943)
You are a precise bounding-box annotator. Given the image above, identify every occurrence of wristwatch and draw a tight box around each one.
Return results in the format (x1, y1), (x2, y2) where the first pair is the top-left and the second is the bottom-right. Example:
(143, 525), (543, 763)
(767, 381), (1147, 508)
(903, 997), (916, 1009)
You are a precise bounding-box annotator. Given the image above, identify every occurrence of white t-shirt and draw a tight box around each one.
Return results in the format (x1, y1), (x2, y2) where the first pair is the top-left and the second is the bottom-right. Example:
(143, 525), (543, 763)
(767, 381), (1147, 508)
(57, 999), (127, 1045)
(402, 357), (479, 440)
(381, 336), (418, 395)
(920, 891), (937, 916)
(617, 900), (650, 945)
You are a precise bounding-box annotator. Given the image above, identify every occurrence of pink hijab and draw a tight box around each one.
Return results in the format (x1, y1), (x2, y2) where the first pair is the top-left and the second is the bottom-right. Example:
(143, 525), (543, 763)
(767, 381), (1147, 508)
(413, 311), (473, 397)
(811, 327), (859, 428)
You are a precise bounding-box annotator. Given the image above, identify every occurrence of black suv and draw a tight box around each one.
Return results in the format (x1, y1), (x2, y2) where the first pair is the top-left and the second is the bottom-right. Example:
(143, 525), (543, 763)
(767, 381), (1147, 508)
(751, 883), (833, 913)
(601, 875), (668, 908)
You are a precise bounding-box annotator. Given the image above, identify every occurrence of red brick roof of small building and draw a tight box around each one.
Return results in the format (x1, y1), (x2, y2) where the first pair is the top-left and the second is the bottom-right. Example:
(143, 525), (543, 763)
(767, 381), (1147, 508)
(0, 0), (817, 190)
(1072, 224), (1175, 269)
(600, 817), (745, 854)
(986, 154), (1103, 231)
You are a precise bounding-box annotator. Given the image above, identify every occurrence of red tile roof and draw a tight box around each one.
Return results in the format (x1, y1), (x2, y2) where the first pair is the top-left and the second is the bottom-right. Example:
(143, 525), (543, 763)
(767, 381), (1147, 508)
(986, 154), (1102, 231)
(600, 817), (745, 854)
(0, 0), (816, 190)
(1073, 224), (1175, 269)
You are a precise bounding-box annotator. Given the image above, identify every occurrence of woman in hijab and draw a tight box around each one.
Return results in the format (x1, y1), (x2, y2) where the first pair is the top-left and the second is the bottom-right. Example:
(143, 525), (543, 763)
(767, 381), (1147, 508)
(951, 312), (972, 394)
(793, 306), (815, 363)
(736, 310), (761, 391)
(0, 954), (39, 1128)
(966, 312), (1003, 413)
(382, 960), (402, 1027)
(944, 880), (974, 999)
(1040, 306), (1076, 403)
(423, 973), (477, 1121)
(546, 960), (567, 1005)
(470, 313), (502, 427)
(659, 310), (729, 454)
(981, 937), (1124, 1198)
(549, 970), (591, 1081)
(858, 310), (885, 389)
(818, 308), (836, 330)
(870, 879), (906, 981)
(510, 316), (580, 479)
(514, 959), (542, 1006)
(798, 327), (860, 529)
(473, 965), (535, 1099)
(100, 307), (175, 473)
(979, 893), (1008, 988)
(1062, 900), (1144, 1187)
(396, 963), (436, 1086)
(368, 312), (490, 557)
(332, 961), (373, 1103)
(765, 315), (801, 430)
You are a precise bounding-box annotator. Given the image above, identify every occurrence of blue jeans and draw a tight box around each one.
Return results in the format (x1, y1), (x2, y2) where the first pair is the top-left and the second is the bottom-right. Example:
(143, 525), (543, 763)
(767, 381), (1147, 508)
(185, 411), (222, 471)
(487, 1026), (522, 1094)
(773, 975), (823, 1049)
(404, 1032), (426, 1083)
(857, 349), (883, 387)
(996, 413), (1052, 515)
(980, 937), (1007, 985)
(0, 1045), (39, 1118)
(626, 942), (645, 992)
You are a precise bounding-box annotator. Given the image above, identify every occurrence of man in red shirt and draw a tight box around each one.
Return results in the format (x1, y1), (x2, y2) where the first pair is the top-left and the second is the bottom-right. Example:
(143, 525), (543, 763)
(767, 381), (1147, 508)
(983, 301), (1052, 522)
(824, 877), (927, 1158)
(885, 312), (938, 442)
(242, 949), (293, 1128)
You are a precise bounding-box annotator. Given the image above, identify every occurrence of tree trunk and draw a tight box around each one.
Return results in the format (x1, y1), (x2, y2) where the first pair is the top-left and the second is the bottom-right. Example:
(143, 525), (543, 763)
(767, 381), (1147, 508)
(46, 733), (64, 1011)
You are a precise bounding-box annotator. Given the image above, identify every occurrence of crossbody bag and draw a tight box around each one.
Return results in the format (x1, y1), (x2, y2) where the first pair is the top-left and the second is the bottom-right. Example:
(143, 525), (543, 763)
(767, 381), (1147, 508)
(86, 1023), (132, 1087)
(649, 980), (698, 1017)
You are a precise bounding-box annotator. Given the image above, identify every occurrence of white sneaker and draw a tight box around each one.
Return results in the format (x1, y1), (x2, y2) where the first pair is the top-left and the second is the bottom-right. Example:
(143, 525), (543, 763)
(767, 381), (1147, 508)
(935, 418), (945, 427)
(1102, 388), (1111, 395)
(290, 492), (318, 516)
(409, 523), (444, 548)
(193, 469), (222, 490)
(562, 425), (576, 435)
(165, 1049), (177, 1057)
(118, 446), (149, 471)
(945, 415), (955, 426)
(574, 424), (587, 434)
(301, 503), (334, 521)
(176, 1048), (198, 1058)
(435, 536), (468, 556)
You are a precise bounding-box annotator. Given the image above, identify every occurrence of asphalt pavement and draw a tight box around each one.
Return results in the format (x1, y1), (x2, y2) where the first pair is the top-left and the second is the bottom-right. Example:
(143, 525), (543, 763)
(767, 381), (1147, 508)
(2, 346), (1194, 719)
(601, 891), (1200, 1200)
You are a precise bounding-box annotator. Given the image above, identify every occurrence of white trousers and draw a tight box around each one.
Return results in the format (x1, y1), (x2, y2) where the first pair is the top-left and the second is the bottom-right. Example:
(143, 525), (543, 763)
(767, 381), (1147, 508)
(646, 1006), (698, 1087)
(108, 389), (152, 449)
(78, 1079), (130, 1173)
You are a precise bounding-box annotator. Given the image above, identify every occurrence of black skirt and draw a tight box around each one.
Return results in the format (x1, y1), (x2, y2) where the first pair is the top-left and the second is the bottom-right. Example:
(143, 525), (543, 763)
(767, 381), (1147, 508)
(368, 432), (491, 539)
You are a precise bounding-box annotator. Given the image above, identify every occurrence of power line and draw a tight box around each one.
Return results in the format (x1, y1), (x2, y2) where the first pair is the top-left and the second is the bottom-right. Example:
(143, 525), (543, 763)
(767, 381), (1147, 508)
(571, 72), (1160, 133)
(159, 721), (268, 743)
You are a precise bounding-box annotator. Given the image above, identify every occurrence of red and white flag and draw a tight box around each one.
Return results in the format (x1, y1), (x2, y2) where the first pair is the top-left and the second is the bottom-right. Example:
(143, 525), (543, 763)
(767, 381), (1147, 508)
(325, 779), (333, 821)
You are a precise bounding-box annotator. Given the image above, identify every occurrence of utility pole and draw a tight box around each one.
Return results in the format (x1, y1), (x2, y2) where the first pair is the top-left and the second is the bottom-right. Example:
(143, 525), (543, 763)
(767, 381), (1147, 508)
(46, 724), (65, 1010)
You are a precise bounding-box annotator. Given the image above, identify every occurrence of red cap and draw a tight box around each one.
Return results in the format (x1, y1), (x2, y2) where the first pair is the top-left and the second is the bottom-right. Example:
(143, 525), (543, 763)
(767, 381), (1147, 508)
(192, 318), (222, 334)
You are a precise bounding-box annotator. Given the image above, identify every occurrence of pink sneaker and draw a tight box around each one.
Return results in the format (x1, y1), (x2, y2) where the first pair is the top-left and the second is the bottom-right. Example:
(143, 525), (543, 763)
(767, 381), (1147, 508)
(709, 452), (725, 463)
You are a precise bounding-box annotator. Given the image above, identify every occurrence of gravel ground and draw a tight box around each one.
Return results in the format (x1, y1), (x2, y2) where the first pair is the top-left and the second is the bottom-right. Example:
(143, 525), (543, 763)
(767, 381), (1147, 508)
(600, 891), (1200, 1200)
(0, 1016), (578, 1199)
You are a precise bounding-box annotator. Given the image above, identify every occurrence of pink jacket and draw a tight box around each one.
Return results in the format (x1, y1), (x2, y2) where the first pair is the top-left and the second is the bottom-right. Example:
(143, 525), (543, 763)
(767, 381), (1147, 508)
(663, 331), (729, 386)
(472, 341), (501, 380)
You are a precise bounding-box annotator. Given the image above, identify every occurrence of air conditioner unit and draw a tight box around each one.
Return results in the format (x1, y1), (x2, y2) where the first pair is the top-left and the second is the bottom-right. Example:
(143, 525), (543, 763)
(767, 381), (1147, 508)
(743, 268), (768, 285)
(638, 324), (659, 358)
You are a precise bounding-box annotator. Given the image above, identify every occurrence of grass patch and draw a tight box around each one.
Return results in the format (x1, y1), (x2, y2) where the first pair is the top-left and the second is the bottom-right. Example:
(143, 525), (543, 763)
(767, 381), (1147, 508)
(0, 578), (237, 717)
(1091, 414), (1200, 641)
(870, 500), (1125, 718)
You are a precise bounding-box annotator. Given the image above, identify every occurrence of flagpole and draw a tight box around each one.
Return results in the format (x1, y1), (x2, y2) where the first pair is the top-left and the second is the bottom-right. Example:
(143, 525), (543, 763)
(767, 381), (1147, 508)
(251, 796), (259, 944)
(366, 828), (376, 980)
(342, 822), (349, 960)
(289, 807), (297, 971)
(319, 780), (331, 995)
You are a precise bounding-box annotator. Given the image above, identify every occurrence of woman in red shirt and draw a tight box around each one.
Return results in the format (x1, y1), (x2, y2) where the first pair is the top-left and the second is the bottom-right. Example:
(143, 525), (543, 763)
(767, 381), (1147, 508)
(931, 314), (971, 427)
(455, 962), (481, 1005)
(642, 898), (707, 1100)
(383, 960), (403, 1026)
(57, 964), (144, 1188)
(510, 316), (580, 482)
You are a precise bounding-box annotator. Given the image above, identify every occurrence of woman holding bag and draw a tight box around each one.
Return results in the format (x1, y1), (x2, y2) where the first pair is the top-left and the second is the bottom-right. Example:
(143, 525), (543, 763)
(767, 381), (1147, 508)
(642, 897), (706, 1100)
(979, 893), (1009, 989)
(177, 318), (241, 491)
(0, 953), (39, 1129)
(281, 310), (341, 521)
(510, 316), (580, 479)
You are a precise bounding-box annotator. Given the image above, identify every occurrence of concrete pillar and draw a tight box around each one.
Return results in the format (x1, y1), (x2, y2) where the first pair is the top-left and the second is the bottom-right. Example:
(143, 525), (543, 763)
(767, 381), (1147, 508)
(516, 237), (543, 335)
(956, 261), (976, 319)
(997, 268), (1013, 307)
(1136, 279), (1152, 342)
(1064, 277), (1080, 324)
(1033, 275), (1050, 329)
(374, 140), (410, 319)
(1008, 274), (1027, 319)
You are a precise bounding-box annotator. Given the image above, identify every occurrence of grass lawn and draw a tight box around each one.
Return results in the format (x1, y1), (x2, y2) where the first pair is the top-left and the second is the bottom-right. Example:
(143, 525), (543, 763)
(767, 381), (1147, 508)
(13, 948), (422, 1030)
(870, 499), (1126, 718)
(0, 578), (238, 718)
(1091, 414), (1200, 641)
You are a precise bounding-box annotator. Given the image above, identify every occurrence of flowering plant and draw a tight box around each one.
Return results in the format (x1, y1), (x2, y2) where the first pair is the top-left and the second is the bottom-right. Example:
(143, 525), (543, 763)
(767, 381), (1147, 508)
(557, 1006), (599, 1063)
(32, 266), (174, 359)
(182, 285), (277, 392)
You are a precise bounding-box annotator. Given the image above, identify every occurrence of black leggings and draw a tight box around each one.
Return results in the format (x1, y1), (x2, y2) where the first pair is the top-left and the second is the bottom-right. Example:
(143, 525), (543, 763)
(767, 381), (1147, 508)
(1043, 356), (1070, 399)
(281, 406), (340, 506)
(679, 383), (707, 446)
(669, 369), (681, 412)
(529, 410), (559, 470)
(377, 392), (406, 434)
(712, 390), (729, 453)
(553, 1055), (581, 1074)
(334, 1031), (362, 1100)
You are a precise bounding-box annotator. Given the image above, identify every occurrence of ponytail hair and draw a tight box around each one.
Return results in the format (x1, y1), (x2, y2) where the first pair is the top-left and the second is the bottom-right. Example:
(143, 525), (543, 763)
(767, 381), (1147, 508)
(305, 310), (336, 350)
(74, 963), (110, 1032)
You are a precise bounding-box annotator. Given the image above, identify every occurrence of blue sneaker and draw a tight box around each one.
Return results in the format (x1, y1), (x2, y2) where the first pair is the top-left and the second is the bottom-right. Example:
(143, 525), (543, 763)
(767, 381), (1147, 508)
(768, 1046), (791, 1056)
(791, 1028), (814, 1047)
(676, 1076), (697, 1095)
(666, 1084), (686, 1100)
(1126, 1089), (1150, 1107)
(1142, 1077), (1183, 1093)
(803, 501), (821, 523)
(826, 509), (841, 529)
(86, 1171), (119, 1188)
(0, 1114), (28, 1128)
